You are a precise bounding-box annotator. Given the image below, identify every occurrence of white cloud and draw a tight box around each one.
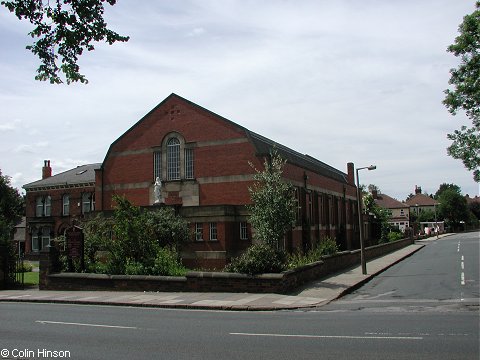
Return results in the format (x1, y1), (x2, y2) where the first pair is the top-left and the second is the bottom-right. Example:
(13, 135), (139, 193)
(0, 0), (478, 199)
(14, 141), (49, 154)
(0, 118), (22, 131)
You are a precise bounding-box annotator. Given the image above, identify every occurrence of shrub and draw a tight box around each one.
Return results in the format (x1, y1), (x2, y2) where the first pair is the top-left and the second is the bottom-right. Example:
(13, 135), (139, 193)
(387, 231), (403, 242)
(225, 243), (286, 275)
(124, 260), (146, 275)
(316, 236), (339, 256)
(287, 237), (339, 269)
(17, 262), (33, 273)
(151, 246), (187, 276)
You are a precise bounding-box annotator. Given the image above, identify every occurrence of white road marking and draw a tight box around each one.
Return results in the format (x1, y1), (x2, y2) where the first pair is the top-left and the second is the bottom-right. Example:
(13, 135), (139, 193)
(363, 291), (396, 300)
(461, 272), (465, 286)
(36, 320), (138, 329)
(229, 332), (423, 340)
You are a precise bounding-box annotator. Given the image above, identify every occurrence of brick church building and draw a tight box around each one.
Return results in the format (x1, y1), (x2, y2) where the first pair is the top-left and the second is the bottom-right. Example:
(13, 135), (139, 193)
(24, 94), (360, 268)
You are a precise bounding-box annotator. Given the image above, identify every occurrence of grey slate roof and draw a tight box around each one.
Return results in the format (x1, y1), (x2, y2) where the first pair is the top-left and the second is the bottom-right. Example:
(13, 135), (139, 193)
(23, 163), (101, 191)
(246, 131), (349, 183)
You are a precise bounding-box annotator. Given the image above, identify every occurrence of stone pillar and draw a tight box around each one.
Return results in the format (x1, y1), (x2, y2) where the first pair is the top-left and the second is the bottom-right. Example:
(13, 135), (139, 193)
(39, 246), (59, 290)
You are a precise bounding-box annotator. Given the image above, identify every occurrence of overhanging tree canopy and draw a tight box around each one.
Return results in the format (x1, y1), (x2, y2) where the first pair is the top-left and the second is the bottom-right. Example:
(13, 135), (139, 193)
(1, 0), (129, 84)
(443, 1), (480, 181)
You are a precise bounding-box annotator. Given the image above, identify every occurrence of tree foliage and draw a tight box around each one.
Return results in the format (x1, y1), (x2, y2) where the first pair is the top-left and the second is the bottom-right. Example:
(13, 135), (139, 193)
(81, 196), (189, 275)
(1, 0), (129, 84)
(435, 183), (462, 199)
(0, 170), (24, 244)
(469, 200), (480, 219)
(438, 189), (470, 230)
(443, 1), (480, 181)
(225, 243), (286, 275)
(247, 150), (296, 249)
(363, 192), (392, 243)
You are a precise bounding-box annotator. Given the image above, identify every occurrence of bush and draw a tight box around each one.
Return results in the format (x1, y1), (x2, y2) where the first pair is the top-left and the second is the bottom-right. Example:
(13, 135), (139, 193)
(316, 236), (339, 256)
(287, 237), (339, 269)
(387, 231), (403, 242)
(17, 262), (33, 273)
(124, 260), (146, 275)
(225, 243), (286, 275)
(151, 246), (187, 276)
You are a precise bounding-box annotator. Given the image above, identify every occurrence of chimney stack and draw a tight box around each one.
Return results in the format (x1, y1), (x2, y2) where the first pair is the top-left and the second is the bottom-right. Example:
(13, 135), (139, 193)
(415, 185), (422, 195)
(42, 160), (52, 179)
(347, 162), (355, 185)
(372, 189), (378, 199)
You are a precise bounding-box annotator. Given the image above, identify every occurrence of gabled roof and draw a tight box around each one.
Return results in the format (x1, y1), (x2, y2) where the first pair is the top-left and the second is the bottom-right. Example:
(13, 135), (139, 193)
(405, 193), (438, 207)
(374, 193), (409, 209)
(103, 93), (349, 184)
(23, 163), (101, 191)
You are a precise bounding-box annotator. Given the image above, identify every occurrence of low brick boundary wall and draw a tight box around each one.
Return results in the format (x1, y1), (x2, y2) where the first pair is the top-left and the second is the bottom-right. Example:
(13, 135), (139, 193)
(41, 237), (414, 294)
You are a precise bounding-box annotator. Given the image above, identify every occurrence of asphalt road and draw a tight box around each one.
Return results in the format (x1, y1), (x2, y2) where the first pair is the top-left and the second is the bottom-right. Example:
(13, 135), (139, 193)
(323, 231), (479, 312)
(0, 233), (478, 360)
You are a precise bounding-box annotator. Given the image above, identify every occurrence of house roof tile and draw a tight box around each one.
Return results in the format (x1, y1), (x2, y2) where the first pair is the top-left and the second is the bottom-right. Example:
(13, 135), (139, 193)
(405, 193), (438, 207)
(23, 163), (101, 191)
(374, 193), (409, 209)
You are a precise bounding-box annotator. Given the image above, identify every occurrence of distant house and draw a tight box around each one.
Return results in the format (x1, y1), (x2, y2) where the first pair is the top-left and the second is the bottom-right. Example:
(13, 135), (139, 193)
(11, 217), (26, 256)
(405, 185), (439, 217)
(372, 190), (410, 231)
(465, 194), (480, 205)
(23, 161), (100, 258)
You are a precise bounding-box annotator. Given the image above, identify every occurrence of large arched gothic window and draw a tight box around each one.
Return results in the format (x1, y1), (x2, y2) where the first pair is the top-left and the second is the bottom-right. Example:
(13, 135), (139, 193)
(167, 137), (180, 180)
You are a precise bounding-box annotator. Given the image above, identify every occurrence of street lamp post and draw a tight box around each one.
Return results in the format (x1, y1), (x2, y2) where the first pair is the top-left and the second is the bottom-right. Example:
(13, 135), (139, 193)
(356, 165), (376, 275)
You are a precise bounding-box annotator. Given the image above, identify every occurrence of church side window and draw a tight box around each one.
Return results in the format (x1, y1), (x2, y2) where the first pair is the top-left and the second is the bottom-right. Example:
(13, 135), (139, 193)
(153, 150), (162, 180)
(185, 148), (194, 179)
(167, 138), (180, 180)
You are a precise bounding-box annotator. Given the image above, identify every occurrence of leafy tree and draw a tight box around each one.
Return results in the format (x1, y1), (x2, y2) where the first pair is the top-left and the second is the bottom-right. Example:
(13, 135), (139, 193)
(81, 212), (113, 270)
(1, 0), (129, 84)
(417, 209), (437, 223)
(363, 193), (392, 243)
(367, 184), (381, 193)
(247, 150), (296, 249)
(142, 207), (190, 251)
(0, 170), (24, 243)
(435, 183), (462, 199)
(438, 189), (470, 230)
(443, 1), (480, 181)
(0, 171), (23, 286)
(81, 196), (189, 275)
(103, 196), (156, 273)
(469, 200), (480, 219)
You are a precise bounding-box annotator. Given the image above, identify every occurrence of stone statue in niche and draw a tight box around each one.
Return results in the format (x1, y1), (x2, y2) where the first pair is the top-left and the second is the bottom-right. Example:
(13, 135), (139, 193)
(154, 177), (163, 204)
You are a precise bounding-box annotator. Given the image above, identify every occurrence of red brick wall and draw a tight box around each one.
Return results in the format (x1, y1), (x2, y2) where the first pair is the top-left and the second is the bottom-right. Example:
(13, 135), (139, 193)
(24, 185), (95, 255)
(95, 94), (360, 266)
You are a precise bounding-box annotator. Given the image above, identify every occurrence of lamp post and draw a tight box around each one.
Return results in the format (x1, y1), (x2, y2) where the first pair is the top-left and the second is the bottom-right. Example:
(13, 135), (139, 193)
(356, 165), (376, 275)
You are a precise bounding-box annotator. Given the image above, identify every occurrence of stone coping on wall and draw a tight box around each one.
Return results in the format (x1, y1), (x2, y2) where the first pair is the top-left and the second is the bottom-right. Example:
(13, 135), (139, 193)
(41, 237), (413, 294)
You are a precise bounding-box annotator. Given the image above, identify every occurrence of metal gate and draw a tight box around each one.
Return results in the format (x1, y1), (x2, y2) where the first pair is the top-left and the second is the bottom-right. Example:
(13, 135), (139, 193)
(1, 246), (24, 289)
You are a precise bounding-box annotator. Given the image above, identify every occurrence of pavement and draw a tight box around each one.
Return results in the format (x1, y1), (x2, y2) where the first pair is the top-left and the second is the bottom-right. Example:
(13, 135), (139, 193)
(0, 237), (447, 311)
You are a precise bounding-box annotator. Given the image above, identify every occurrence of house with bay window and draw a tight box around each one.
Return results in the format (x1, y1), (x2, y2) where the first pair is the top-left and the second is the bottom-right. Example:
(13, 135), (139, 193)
(23, 161), (100, 258)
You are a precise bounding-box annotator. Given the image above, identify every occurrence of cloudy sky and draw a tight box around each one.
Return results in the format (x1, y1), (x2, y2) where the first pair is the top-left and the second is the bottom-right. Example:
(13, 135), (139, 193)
(0, 0), (478, 200)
